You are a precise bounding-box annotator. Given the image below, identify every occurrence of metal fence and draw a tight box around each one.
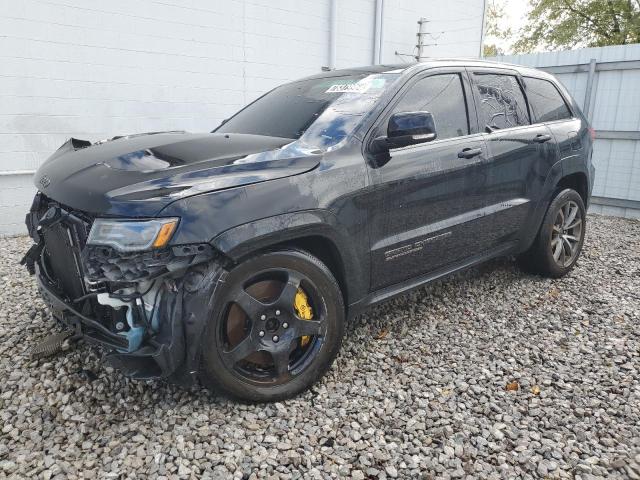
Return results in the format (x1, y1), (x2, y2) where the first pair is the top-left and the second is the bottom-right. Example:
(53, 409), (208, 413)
(491, 44), (640, 219)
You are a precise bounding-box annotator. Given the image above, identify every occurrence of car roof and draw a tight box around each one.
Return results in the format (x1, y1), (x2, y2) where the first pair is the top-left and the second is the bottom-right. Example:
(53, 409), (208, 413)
(415, 57), (553, 78)
(300, 64), (409, 80)
(301, 58), (554, 82)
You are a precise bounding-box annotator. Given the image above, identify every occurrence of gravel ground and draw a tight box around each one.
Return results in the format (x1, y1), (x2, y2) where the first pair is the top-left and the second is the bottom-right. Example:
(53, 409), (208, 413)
(1, 214), (639, 479)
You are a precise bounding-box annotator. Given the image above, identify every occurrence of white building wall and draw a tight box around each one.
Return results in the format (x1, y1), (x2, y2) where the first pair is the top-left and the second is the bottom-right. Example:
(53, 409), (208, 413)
(336, 0), (376, 66)
(0, 0), (484, 235)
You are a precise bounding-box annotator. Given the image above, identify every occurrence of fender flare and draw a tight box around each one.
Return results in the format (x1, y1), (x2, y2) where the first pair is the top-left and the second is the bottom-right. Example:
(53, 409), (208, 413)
(519, 159), (564, 252)
(210, 209), (367, 304)
(520, 158), (591, 253)
(560, 162), (592, 204)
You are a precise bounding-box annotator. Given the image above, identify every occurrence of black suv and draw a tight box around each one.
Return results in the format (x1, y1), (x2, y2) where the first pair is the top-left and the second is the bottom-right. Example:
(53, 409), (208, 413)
(24, 60), (595, 401)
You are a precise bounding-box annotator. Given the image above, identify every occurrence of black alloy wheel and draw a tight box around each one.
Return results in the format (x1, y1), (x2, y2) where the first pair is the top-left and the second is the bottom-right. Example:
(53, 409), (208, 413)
(200, 249), (344, 402)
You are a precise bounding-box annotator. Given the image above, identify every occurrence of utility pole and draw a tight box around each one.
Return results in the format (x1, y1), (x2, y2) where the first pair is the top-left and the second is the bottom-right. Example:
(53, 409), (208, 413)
(479, 0), (488, 58)
(395, 16), (438, 62)
(416, 17), (427, 61)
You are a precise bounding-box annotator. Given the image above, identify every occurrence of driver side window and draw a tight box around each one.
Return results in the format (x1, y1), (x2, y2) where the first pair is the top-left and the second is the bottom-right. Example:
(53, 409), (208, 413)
(391, 74), (470, 140)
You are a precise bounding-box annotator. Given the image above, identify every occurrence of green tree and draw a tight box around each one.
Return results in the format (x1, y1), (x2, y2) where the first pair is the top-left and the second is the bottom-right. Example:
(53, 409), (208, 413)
(483, 0), (513, 56)
(514, 0), (640, 53)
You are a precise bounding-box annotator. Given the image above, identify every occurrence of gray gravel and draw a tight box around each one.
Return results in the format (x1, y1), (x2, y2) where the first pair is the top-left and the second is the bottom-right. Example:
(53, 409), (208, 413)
(1, 214), (639, 479)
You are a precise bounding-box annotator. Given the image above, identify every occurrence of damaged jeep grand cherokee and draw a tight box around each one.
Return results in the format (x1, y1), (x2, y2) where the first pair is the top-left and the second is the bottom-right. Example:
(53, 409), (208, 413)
(23, 60), (594, 402)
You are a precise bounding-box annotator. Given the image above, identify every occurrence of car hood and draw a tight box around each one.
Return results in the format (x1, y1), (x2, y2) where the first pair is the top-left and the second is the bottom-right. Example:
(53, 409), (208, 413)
(34, 132), (322, 216)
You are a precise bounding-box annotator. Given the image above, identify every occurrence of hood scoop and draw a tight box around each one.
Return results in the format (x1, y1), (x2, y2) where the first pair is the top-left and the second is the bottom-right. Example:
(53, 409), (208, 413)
(103, 149), (175, 172)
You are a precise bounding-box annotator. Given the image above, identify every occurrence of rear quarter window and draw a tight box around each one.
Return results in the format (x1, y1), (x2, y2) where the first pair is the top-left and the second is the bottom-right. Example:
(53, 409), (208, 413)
(524, 77), (573, 123)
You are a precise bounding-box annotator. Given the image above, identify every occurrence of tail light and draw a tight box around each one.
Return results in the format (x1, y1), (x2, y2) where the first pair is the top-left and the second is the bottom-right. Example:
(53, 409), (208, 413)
(588, 127), (596, 141)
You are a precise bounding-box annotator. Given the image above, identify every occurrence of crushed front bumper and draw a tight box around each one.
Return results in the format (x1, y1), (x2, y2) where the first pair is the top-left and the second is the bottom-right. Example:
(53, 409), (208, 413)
(25, 194), (227, 384)
(35, 263), (185, 379)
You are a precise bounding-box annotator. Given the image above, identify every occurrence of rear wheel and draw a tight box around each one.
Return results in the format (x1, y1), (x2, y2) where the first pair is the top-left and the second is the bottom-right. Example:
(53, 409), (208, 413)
(200, 249), (344, 402)
(518, 188), (586, 277)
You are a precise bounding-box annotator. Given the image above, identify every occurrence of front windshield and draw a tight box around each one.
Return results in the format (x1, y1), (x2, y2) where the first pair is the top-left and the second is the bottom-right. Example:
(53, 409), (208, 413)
(215, 72), (401, 149)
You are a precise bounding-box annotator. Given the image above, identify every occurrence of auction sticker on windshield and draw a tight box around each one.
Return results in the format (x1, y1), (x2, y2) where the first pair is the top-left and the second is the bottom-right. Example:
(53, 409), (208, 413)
(326, 77), (386, 94)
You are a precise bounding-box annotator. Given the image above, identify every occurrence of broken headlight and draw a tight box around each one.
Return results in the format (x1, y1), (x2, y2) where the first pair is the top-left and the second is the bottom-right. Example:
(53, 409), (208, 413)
(87, 218), (179, 252)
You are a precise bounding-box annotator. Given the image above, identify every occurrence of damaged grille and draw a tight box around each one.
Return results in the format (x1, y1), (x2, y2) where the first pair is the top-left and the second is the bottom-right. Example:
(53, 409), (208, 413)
(36, 197), (93, 299)
(41, 223), (85, 298)
(31, 195), (124, 333)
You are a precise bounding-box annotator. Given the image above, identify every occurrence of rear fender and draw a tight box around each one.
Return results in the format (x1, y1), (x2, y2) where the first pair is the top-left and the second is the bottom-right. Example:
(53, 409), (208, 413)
(560, 162), (593, 205)
(518, 160), (564, 252)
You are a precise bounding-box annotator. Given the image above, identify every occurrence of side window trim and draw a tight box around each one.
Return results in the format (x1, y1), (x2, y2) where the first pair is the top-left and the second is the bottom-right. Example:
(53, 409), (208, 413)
(468, 67), (532, 132)
(521, 75), (575, 123)
(462, 68), (481, 134)
(365, 68), (472, 150)
(516, 74), (534, 125)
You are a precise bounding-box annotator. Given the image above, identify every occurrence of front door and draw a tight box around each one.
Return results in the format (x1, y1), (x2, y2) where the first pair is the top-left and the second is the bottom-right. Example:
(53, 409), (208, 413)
(366, 70), (494, 291)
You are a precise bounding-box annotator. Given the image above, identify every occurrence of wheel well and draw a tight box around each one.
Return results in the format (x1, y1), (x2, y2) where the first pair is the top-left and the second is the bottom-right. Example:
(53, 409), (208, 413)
(256, 235), (349, 305)
(557, 172), (588, 206)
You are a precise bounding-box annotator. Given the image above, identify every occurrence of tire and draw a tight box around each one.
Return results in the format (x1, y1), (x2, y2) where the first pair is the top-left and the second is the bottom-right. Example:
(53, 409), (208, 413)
(518, 188), (586, 278)
(200, 249), (345, 402)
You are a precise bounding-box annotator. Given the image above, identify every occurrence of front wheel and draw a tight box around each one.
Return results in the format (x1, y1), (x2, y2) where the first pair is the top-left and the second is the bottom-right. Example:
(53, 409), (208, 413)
(200, 249), (345, 402)
(518, 188), (586, 278)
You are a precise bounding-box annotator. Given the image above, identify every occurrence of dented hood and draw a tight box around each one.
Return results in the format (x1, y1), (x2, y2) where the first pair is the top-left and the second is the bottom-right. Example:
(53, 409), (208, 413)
(34, 132), (321, 216)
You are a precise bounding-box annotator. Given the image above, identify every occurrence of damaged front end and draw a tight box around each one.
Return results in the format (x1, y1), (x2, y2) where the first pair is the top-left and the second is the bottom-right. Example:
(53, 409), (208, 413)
(22, 193), (226, 384)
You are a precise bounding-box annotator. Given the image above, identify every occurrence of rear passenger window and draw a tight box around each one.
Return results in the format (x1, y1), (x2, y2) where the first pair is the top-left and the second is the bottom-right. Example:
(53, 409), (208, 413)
(524, 77), (572, 122)
(472, 73), (530, 130)
(392, 74), (469, 140)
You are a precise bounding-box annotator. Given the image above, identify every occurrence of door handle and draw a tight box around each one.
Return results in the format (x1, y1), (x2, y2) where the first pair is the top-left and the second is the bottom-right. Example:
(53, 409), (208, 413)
(533, 134), (552, 143)
(458, 147), (483, 159)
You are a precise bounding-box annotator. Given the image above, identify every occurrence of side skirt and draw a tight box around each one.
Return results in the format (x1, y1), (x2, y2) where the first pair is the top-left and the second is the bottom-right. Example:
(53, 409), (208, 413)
(347, 240), (518, 320)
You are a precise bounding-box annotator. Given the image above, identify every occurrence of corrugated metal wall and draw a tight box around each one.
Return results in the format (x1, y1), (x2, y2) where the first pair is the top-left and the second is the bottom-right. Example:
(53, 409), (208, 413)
(492, 44), (640, 219)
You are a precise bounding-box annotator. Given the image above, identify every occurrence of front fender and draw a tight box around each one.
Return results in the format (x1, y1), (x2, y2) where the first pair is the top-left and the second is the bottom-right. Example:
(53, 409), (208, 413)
(211, 209), (367, 304)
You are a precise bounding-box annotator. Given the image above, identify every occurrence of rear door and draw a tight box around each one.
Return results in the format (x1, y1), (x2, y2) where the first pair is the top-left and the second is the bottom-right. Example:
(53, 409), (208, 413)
(522, 75), (586, 162)
(468, 68), (560, 246)
(366, 68), (493, 291)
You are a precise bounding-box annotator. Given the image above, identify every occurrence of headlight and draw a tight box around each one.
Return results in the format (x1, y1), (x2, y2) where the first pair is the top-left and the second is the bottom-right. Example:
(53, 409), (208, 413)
(87, 218), (179, 252)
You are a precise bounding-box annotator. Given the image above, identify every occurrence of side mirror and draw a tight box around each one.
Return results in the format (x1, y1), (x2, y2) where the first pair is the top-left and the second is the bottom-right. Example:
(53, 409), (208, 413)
(372, 111), (437, 153)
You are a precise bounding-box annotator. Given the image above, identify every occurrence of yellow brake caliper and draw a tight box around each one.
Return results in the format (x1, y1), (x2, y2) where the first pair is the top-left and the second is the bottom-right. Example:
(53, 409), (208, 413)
(294, 288), (313, 347)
